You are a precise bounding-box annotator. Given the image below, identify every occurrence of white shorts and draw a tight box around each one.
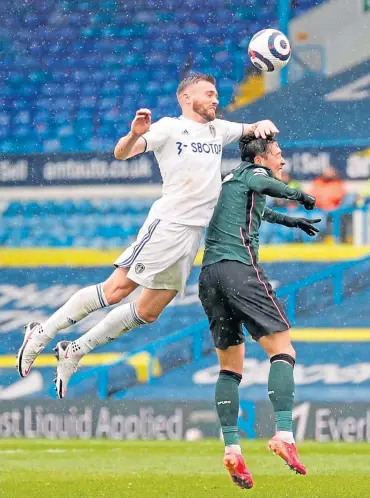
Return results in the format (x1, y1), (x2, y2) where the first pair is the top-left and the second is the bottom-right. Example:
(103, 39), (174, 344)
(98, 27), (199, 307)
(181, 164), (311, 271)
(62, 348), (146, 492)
(114, 216), (203, 295)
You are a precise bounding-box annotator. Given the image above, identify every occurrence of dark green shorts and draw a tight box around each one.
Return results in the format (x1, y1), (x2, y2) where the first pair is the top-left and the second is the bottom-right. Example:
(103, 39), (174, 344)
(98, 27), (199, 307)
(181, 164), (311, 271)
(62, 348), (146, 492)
(198, 260), (291, 350)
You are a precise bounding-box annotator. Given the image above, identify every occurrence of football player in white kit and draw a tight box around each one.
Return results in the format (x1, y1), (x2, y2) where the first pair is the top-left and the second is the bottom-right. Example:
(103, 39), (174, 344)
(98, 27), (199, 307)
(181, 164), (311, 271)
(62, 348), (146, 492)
(16, 73), (278, 400)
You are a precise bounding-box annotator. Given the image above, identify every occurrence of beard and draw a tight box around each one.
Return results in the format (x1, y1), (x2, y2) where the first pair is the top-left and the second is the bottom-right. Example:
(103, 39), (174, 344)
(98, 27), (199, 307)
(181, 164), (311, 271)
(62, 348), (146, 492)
(192, 100), (216, 122)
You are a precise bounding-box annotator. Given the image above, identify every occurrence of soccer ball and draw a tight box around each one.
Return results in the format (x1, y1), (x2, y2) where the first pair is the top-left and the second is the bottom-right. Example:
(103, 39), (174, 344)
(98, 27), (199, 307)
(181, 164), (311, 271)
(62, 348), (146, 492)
(248, 29), (291, 72)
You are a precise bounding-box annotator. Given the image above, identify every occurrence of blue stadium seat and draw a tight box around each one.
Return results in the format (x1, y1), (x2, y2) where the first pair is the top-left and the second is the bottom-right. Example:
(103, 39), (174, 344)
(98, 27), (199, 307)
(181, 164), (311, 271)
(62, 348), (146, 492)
(0, 0), (326, 153)
(0, 199), (334, 248)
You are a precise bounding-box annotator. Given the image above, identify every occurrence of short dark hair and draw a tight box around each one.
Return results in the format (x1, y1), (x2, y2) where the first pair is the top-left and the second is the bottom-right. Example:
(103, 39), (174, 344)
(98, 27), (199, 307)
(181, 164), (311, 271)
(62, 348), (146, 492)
(176, 73), (216, 96)
(239, 134), (277, 162)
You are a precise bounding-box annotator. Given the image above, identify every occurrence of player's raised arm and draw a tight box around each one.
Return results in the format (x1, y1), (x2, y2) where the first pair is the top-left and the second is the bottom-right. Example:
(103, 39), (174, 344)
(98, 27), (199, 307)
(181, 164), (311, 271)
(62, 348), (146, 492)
(114, 108), (151, 160)
(248, 172), (315, 210)
(216, 119), (280, 146)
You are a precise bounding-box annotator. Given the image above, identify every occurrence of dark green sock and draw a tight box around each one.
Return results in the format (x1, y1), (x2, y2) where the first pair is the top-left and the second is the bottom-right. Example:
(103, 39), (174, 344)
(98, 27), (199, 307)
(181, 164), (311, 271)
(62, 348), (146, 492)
(215, 370), (242, 446)
(268, 356), (295, 432)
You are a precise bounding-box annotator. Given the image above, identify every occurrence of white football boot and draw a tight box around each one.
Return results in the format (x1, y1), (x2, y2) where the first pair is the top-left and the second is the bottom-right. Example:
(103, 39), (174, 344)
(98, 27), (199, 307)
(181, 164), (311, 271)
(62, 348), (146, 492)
(16, 321), (48, 377)
(53, 341), (81, 399)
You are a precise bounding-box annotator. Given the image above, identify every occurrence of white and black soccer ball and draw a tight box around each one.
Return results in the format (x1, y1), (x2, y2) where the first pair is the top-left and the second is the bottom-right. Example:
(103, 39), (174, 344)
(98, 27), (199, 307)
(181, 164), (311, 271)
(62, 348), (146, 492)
(248, 29), (291, 72)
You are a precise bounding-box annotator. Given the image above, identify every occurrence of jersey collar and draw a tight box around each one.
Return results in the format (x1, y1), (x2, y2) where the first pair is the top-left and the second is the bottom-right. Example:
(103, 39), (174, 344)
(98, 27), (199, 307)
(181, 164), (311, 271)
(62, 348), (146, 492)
(244, 161), (273, 177)
(179, 115), (212, 126)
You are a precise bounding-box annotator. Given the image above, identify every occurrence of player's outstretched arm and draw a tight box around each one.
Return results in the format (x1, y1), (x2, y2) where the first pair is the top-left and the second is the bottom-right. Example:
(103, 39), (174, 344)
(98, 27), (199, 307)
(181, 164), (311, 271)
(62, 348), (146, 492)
(114, 109), (151, 160)
(248, 173), (316, 210)
(263, 208), (321, 237)
(243, 120), (279, 139)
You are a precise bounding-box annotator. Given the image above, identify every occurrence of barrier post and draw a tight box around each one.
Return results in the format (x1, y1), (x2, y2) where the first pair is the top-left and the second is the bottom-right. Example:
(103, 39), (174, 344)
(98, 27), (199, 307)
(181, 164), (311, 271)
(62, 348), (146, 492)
(278, 0), (290, 87)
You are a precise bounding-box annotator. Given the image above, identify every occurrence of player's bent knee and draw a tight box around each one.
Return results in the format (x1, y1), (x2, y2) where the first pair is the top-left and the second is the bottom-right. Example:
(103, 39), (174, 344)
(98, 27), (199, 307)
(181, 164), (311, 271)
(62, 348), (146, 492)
(136, 299), (163, 323)
(270, 344), (296, 360)
(142, 314), (158, 324)
(258, 329), (296, 359)
(134, 307), (160, 323)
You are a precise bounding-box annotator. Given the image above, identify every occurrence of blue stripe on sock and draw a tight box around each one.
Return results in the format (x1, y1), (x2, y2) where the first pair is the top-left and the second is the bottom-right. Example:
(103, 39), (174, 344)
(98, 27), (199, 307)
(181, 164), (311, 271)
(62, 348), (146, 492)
(100, 284), (108, 307)
(118, 219), (160, 268)
(130, 302), (146, 326)
(96, 284), (105, 308)
(129, 303), (141, 326)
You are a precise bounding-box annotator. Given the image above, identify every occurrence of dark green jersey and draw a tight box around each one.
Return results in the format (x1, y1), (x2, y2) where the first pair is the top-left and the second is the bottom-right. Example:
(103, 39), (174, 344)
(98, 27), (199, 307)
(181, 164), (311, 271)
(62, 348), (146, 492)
(202, 161), (305, 267)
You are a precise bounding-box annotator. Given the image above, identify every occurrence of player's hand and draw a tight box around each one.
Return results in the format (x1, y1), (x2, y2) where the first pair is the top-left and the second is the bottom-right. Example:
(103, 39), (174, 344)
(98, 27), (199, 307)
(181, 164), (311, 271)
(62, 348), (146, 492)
(131, 108), (151, 137)
(295, 218), (321, 236)
(300, 192), (316, 210)
(254, 120), (279, 139)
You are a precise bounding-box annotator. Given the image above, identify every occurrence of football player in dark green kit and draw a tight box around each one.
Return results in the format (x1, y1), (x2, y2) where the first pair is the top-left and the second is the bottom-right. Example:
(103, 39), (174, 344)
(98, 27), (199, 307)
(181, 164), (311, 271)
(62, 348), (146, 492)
(199, 134), (320, 489)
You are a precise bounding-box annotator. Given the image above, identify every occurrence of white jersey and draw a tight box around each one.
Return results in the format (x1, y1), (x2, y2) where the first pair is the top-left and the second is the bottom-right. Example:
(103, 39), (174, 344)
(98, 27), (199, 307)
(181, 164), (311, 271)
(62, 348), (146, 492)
(142, 115), (243, 227)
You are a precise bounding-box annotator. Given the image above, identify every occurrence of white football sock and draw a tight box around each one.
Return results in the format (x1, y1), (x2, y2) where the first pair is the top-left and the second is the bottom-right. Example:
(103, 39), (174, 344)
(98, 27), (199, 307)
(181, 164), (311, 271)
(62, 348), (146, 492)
(73, 301), (147, 355)
(276, 431), (295, 444)
(41, 284), (108, 340)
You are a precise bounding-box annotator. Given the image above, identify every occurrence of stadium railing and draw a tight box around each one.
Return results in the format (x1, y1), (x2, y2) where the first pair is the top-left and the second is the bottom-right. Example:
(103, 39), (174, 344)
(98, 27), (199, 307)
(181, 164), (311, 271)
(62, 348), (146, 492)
(260, 204), (369, 245)
(60, 321), (208, 399)
(62, 256), (370, 398)
(279, 256), (370, 322)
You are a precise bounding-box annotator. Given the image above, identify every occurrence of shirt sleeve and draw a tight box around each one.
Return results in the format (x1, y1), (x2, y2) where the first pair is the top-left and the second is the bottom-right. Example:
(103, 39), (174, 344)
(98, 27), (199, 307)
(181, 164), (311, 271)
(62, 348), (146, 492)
(247, 169), (304, 202)
(215, 119), (244, 146)
(262, 207), (297, 227)
(142, 118), (171, 152)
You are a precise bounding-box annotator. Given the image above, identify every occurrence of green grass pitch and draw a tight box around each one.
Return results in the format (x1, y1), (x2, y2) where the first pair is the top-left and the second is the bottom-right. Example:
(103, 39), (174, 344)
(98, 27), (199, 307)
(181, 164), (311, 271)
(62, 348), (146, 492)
(1, 439), (369, 497)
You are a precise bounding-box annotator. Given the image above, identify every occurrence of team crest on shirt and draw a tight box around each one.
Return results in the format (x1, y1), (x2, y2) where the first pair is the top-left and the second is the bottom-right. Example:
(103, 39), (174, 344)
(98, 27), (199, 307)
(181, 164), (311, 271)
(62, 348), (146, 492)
(209, 124), (216, 138)
(135, 263), (145, 274)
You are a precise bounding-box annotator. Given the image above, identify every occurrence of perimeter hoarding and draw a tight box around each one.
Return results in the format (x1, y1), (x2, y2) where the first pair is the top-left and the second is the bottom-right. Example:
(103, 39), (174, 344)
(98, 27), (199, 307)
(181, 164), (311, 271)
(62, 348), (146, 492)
(1, 400), (370, 442)
(1, 145), (369, 187)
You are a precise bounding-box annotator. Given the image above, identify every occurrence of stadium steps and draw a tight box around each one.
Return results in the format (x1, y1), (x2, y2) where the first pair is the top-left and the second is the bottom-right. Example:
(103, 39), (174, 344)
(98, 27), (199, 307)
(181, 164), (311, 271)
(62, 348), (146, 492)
(279, 257), (370, 322)
(119, 339), (370, 403)
(295, 288), (370, 328)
